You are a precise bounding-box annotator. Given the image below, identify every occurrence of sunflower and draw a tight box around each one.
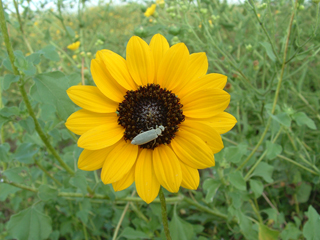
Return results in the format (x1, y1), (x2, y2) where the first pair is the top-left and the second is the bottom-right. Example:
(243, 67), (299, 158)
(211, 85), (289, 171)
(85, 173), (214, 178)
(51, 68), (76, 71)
(65, 34), (236, 203)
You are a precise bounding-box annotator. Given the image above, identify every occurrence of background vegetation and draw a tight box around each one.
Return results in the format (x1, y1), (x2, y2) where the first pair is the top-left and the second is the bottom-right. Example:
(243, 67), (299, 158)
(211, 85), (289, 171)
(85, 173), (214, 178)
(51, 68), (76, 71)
(0, 0), (320, 239)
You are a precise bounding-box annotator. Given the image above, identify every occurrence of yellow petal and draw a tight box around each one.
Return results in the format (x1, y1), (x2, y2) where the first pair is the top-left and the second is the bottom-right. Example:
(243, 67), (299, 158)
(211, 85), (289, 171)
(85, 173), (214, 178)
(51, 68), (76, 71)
(91, 58), (126, 102)
(65, 109), (117, 135)
(180, 162), (199, 190)
(153, 145), (182, 193)
(171, 130), (215, 169)
(180, 120), (224, 154)
(67, 85), (119, 113)
(157, 43), (189, 90)
(101, 140), (138, 184)
(78, 147), (114, 171)
(96, 50), (137, 91)
(78, 123), (123, 150)
(126, 36), (155, 85)
(182, 89), (230, 118)
(174, 52), (208, 93)
(149, 34), (169, 83)
(204, 112), (237, 134)
(112, 164), (135, 191)
(178, 73), (227, 98)
(135, 149), (160, 203)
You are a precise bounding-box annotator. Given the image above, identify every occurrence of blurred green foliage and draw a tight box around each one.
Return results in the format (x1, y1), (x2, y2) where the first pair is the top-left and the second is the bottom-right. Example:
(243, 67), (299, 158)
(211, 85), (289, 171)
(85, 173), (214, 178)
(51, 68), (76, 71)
(0, 0), (320, 239)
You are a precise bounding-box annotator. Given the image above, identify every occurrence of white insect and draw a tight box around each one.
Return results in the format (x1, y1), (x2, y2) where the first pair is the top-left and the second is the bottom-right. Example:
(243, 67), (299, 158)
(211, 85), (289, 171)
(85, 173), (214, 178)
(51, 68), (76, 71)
(131, 125), (165, 145)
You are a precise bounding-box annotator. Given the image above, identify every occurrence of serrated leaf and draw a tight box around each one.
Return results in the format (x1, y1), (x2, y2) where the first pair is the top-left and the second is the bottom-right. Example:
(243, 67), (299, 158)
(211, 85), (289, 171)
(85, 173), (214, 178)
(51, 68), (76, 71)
(271, 112), (291, 128)
(39, 45), (60, 61)
(120, 227), (150, 239)
(13, 142), (38, 164)
(3, 167), (28, 183)
(280, 222), (301, 240)
(258, 223), (279, 240)
(0, 106), (19, 117)
(252, 162), (274, 183)
(3, 74), (19, 90)
(228, 172), (246, 191)
(292, 112), (317, 130)
(7, 206), (52, 240)
(69, 175), (87, 194)
(30, 72), (75, 120)
(38, 185), (58, 201)
(266, 141), (282, 160)
(203, 178), (220, 202)
(14, 50), (36, 76)
(260, 42), (276, 62)
(224, 144), (247, 163)
(19, 116), (35, 134)
(249, 179), (264, 198)
(0, 143), (10, 163)
(297, 182), (312, 203)
(169, 210), (194, 240)
(303, 205), (320, 240)
(0, 183), (20, 201)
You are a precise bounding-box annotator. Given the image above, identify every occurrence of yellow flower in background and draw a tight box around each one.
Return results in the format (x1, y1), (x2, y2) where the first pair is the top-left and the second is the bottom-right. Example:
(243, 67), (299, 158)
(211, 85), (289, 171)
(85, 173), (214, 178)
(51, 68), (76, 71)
(156, 0), (165, 8)
(65, 34), (236, 203)
(67, 41), (80, 51)
(144, 4), (156, 17)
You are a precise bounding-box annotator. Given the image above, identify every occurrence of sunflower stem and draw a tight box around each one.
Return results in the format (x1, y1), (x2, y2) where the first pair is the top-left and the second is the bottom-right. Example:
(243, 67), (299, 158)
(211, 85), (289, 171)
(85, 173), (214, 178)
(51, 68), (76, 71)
(159, 188), (172, 240)
(0, 1), (75, 177)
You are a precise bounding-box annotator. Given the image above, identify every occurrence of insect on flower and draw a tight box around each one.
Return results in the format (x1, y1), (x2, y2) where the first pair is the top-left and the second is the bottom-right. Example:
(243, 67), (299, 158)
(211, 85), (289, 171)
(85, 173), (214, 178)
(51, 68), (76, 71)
(131, 125), (165, 145)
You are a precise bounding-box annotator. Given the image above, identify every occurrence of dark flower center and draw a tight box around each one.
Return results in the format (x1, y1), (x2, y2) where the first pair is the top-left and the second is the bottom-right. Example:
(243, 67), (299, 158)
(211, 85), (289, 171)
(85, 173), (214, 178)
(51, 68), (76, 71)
(117, 84), (185, 149)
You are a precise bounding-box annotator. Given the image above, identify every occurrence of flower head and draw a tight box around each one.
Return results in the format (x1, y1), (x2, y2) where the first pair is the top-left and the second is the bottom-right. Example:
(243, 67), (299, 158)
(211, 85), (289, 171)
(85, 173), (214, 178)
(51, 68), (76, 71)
(67, 41), (80, 51)
(65, 34), (236, 203)
(144, 4), (156, 17)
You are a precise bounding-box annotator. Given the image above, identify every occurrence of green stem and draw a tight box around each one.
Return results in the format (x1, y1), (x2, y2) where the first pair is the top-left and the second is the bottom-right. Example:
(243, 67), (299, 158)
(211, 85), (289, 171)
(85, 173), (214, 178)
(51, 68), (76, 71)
(237, 0), (298, 170)
(35, 160), (63, 186)
(159, 188), (172, 240)
(183, 195), (228, 220)
(0, 1), (75, 176)
(248, 0), (281, 62)
(277, 155), (319, 175)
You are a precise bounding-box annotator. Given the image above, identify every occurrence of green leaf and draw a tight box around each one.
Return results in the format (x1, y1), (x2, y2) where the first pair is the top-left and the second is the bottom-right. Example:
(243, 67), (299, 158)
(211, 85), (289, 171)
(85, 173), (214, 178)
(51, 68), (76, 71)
(0, 143), (10, 163)
(297, 182), (312, 203)
(14, 50), (36, 76)
(280, 222), (301, 240)
(69, 174), (87, 194)
(30, 72), (75, 120)
(292, 112), (317, 130)
(0, 183), (20, 201)
(0, 106), (19, 117)
(39, 45), (60, 61)
(271, 112), (291, 128)
(120, 227), (150, 239)
(7, 206), (52, 240)
(19, 116), (35, 134)
(260, 42), (276, 62)
(224, 143), (248, 163)
(203, 178), (220, 202)
(252, 162), (274, 183)
(169, 210), (194, 240)
(3, 74), (19, 90)
(38, 185), (58, 201)
(266, 141), (282, 160)
(13, 142), (38, 164)
(249, 179), (264, 198)
(258, 223), (279, 240)
(228, 172), (246, 191)
(3, 167), (28, 183)
(303, 205), (320, 240)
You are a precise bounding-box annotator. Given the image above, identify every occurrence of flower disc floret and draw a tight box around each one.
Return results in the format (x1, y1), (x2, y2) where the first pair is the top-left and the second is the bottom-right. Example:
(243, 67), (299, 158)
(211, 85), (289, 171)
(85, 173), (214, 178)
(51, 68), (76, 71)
(118, 83), (184, 149)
